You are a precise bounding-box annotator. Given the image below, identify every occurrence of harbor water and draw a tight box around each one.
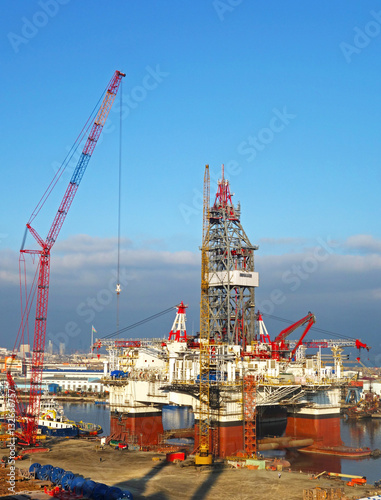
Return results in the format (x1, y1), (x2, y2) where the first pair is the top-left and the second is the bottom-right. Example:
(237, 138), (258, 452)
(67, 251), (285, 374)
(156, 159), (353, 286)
(62, 402), (381, 484)
(285, 417), (381, 485)
(62, 401), (110, 436)
(340, 418), (381, 484)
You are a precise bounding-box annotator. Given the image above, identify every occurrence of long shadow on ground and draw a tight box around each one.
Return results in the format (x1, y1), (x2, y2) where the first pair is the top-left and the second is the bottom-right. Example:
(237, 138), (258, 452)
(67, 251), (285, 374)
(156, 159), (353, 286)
(190, 463), (225, 500)
(115, 460), (226, 500)
(115, 459), (170, 500)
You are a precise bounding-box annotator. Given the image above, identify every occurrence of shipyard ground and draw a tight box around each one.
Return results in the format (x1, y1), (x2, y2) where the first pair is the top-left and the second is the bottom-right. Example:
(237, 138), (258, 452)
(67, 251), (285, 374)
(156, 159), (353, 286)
(1, 439), (380, 500)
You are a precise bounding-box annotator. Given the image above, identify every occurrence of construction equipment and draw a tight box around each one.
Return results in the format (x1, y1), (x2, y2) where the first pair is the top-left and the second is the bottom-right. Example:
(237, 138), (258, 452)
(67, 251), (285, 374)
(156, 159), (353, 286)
(355, 339), (370, 351)
(292, 339), (365, 349)
(261, 312), (370, 356)
(327, 472), (366, 480)
(270, 312), (316, 360)
(356, 356), (374, 377)
(7, 70), (125, 445)
(195, 165), (213, 465)
(243, 374), (257, 457)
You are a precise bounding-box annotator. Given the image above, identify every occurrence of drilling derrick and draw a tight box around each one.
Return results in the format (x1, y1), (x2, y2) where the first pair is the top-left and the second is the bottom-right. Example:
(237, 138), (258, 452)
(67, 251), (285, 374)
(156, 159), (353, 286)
(208, 166), (259, 345)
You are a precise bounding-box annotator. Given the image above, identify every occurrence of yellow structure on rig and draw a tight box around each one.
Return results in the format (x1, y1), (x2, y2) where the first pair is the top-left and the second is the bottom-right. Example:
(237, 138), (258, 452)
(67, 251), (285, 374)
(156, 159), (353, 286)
(195, 165), (213, 466)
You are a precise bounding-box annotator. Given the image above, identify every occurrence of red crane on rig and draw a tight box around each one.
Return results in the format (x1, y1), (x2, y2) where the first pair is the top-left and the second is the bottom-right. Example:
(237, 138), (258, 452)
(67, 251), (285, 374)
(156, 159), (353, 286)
(268, 312), (316, 361)
(7, 70), (125, 446)
(256, 312), (370, 361)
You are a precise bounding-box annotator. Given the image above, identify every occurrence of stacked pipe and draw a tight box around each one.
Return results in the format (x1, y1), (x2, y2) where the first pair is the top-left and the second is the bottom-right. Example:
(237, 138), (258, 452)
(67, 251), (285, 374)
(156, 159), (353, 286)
(29, 463), (133, 499)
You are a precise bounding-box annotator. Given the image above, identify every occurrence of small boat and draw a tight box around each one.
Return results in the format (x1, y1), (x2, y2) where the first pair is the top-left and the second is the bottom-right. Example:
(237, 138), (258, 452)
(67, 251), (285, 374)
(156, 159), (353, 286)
(1, 393), (78, 438)
(1, 392), (101, 438)
(344, 392), (380, 419)
(76, 420), (103, 436)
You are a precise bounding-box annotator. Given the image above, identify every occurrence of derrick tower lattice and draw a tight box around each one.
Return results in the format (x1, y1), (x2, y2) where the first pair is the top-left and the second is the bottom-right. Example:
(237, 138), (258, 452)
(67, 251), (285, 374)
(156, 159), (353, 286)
(208, 166), (259, 345)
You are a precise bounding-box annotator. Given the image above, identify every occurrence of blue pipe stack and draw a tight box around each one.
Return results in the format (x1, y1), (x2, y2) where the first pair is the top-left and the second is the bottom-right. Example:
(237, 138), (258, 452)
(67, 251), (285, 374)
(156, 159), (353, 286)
(29, 463), (133, 499)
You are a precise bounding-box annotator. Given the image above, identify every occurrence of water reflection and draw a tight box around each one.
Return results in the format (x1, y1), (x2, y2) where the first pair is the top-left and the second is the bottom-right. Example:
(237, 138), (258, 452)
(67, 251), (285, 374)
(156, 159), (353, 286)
(61, 401), (111, 435)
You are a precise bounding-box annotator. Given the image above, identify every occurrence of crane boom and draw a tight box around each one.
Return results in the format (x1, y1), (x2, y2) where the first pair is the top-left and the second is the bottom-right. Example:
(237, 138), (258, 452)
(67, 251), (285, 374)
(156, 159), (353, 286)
(269, 312), (315, 361)
(195, 165), (212, 465)
(9, 70), (125, 445)
(289, 313), (316, 359)
(288, 338), (364, 349)
(274, 312), (315, 344)
(40, 71), (125, 249)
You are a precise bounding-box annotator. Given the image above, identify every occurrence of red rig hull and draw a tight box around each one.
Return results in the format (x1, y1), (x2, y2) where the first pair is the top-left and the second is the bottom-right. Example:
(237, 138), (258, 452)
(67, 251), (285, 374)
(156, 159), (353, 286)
(286, 406), (342, 448)
(110, 410), (164, 447)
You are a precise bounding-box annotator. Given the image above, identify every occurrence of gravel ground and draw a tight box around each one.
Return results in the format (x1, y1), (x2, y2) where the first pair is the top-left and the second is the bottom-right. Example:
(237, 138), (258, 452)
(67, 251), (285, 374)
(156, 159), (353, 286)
(1, 439), (380, 499)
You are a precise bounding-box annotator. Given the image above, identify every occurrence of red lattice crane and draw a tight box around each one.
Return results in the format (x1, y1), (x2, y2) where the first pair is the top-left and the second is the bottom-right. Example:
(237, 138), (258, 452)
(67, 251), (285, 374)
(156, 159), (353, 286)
(271, 312), (316, 360)
(7, 70), (125, 445)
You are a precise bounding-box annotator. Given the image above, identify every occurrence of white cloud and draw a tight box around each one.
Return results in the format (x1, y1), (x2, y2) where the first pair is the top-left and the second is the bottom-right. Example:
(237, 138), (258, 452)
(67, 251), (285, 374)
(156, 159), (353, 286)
(258, 237), (308, 246)
(344, 234), (381, 254)
(55, 234), (132, 253)
(1, 234), (380, 356)
(0, 249), (20, 285)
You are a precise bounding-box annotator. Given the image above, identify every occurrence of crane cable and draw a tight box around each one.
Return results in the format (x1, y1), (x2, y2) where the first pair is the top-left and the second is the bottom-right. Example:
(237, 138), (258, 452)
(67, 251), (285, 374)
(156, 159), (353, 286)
(116, 78), (123, 331)
(100, 305), (176, 340)
(28, 87), (108, 226)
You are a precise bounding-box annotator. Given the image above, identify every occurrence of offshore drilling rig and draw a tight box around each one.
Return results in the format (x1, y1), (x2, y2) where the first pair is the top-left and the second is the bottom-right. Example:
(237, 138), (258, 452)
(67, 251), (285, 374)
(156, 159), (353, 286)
(100, 165), (368, 460)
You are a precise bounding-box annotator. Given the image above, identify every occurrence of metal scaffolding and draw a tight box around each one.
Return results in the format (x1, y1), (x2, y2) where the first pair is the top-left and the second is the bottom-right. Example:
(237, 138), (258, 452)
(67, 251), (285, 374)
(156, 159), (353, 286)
(243, 374), (257, 457)
(196, 165), (213, 465)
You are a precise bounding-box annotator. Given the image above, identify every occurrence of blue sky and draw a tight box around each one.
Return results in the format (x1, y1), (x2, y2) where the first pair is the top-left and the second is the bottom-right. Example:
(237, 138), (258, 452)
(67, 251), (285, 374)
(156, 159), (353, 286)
(1, 1), (381, 363)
